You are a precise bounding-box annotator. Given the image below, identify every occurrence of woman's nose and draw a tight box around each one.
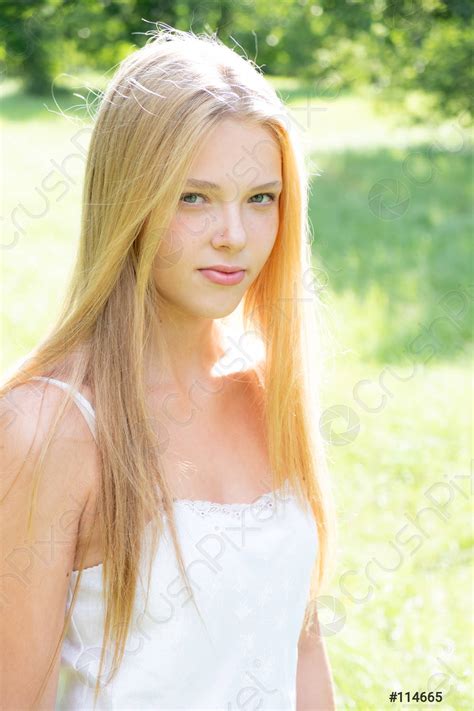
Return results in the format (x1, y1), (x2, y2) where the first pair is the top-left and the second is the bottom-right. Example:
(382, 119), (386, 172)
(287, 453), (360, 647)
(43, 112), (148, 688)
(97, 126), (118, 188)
(211, 207), (247, 250)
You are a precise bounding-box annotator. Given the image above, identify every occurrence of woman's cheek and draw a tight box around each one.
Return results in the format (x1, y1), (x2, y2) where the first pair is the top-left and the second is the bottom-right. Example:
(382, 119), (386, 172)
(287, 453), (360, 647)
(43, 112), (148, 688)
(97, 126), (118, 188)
(153, 221), (193, 271)
(254, 210), (279, 248)
(177, 210), (214, 240)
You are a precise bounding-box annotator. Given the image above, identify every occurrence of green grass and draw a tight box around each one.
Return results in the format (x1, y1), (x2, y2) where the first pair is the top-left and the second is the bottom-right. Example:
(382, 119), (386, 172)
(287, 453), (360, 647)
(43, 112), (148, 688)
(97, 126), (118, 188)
(320, 361), (472, 710)
(1, 78), (472, 709)
(308, 146), (473, 364)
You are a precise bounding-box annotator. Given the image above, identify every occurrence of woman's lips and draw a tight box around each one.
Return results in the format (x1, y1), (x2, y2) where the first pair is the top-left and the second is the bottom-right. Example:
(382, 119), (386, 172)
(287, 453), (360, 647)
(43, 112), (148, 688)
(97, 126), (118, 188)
(198, 268), (246, 285)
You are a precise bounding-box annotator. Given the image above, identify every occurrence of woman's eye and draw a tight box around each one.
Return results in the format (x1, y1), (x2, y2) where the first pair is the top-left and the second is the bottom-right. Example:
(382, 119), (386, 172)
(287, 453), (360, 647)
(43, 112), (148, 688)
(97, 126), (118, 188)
(180, 193), (206, 205)
(249, 192), (276, 205)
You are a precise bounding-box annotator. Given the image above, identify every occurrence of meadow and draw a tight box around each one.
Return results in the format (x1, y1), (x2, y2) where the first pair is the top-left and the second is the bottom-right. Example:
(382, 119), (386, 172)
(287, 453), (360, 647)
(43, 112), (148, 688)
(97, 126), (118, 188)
(1, 76), (472, 709)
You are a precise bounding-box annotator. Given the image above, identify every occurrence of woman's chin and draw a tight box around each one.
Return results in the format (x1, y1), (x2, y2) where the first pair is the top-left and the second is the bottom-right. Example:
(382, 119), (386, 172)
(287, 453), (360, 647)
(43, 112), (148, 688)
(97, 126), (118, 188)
(190, 298), (242, 320)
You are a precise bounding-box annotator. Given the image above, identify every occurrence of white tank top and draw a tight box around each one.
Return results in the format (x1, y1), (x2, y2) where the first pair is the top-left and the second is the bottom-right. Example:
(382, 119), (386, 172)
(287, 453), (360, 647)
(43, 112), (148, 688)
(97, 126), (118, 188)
(31, 376), (319, 710)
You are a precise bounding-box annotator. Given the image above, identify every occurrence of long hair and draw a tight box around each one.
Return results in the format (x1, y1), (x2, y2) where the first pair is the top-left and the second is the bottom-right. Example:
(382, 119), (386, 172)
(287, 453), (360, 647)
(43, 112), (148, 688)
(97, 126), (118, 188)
(0, 24), (337, 708)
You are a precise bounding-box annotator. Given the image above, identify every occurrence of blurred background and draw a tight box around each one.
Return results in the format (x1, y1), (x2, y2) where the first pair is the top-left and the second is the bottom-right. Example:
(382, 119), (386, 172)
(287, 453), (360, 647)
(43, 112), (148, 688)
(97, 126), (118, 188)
(1, 1), (472, 709)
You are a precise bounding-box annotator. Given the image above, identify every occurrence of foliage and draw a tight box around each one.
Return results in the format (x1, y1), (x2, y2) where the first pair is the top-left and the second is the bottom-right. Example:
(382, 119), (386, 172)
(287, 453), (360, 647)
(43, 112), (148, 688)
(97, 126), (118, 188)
(0, 0), (472, 122)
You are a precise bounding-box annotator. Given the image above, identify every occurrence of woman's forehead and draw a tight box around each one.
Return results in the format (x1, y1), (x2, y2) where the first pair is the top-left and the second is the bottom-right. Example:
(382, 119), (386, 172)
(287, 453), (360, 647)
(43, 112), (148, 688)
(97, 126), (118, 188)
(186, 119), (282, 186)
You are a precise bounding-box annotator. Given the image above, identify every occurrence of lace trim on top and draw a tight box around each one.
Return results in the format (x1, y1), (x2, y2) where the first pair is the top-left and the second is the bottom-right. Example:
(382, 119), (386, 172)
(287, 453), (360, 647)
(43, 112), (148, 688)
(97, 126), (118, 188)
(171, 485), (294, 519)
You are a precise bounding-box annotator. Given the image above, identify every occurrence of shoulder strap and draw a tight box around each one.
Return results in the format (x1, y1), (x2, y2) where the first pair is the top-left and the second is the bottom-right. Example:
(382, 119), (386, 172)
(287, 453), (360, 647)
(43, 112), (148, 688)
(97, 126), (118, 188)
(30, 376), (97, 441)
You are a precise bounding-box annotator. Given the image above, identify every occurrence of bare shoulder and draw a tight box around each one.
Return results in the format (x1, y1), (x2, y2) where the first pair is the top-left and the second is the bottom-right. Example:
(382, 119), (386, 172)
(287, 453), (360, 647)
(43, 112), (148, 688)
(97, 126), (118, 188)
(228, 364), (265, 396)
(0, 379), (98, 511)
(226, 364), (266, 417)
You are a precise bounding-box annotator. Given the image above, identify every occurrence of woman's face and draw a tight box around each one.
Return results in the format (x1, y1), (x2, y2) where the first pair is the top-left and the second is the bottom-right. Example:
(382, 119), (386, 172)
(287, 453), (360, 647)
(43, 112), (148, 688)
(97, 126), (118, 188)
(152, 118), (282, 319)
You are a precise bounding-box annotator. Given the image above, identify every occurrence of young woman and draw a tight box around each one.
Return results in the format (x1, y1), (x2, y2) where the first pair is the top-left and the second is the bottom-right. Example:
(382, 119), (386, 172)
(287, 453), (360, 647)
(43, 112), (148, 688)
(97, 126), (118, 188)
(0, 25), (337, 710)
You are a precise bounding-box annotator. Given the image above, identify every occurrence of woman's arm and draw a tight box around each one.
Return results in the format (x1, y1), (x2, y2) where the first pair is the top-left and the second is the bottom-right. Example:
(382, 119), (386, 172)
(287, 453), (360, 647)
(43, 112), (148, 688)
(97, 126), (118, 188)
(0, 384), (94, 710)
(296, 606), (336, 710)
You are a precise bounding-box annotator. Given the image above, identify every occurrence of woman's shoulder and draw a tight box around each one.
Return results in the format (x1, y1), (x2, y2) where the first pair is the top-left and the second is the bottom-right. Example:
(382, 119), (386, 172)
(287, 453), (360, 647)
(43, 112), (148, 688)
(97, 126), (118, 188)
(3, 376), (95, 436)
(226, 363), (265, 405)
(226, 362), (265, 389)
(218, 366), (267, 440)
(0, 378), (99, 508)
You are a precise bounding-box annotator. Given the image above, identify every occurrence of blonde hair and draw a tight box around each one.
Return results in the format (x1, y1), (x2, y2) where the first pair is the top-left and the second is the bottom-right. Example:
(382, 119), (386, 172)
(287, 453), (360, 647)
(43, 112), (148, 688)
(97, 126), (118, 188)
(1, 24), (337, 708)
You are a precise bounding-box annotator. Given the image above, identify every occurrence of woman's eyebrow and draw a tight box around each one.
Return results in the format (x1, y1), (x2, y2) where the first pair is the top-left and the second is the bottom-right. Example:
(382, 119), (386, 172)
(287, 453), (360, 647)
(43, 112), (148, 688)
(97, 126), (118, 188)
(184, 179), (282, 192)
